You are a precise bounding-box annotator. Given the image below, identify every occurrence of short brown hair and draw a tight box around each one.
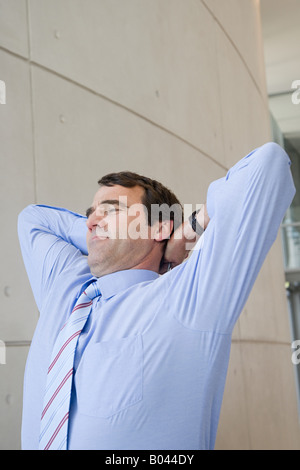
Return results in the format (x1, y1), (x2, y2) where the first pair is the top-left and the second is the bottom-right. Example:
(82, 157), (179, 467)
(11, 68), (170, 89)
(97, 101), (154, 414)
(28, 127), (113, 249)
(98, 171), (183, 234)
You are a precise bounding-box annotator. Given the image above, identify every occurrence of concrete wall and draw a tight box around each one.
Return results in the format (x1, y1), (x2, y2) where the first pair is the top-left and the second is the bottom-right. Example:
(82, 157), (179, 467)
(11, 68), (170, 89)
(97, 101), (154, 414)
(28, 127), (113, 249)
(0, 0), (299, 449)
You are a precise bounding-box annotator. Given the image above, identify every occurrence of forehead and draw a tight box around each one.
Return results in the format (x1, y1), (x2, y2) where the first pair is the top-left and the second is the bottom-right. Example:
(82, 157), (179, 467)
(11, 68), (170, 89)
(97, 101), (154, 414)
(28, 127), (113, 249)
(92, 184), (145, 207)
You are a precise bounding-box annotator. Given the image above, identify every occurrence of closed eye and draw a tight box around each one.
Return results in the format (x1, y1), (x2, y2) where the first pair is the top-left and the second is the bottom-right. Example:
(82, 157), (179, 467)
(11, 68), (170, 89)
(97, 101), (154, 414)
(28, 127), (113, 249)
(85, 205), (121, 218)
(86, 207), (95, 218)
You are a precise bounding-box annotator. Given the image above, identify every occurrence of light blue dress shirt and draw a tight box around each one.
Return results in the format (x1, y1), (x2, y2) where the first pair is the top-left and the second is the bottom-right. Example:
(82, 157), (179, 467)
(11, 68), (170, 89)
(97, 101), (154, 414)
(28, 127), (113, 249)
(18, 143), (295, 450)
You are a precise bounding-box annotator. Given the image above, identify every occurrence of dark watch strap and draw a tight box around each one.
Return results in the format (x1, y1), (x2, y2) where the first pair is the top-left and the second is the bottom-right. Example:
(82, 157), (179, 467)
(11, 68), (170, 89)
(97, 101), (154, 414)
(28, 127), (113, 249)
(188, 209), (204, 236)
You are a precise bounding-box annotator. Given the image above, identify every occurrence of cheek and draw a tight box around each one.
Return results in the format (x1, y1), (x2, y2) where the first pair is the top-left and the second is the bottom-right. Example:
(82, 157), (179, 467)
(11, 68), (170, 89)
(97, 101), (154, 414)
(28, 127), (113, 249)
(86, 230), (91, 247)
(126, 215), (150, 240)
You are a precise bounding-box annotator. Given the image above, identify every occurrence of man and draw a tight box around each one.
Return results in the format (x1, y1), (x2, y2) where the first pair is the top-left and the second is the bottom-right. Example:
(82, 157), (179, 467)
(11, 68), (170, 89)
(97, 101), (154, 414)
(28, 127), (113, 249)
(18, 142), (295, 450)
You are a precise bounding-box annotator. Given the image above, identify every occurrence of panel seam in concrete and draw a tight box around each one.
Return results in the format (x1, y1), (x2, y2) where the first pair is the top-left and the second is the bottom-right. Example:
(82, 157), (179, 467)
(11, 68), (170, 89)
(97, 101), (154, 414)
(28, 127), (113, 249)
(232, 338), (292, 346)
(2, 341), (31, 347)
(30, 61), (229, 173)
(200, 0), (268, 111)
(25, 0), (38, 203)
(0, 43), (228, 174)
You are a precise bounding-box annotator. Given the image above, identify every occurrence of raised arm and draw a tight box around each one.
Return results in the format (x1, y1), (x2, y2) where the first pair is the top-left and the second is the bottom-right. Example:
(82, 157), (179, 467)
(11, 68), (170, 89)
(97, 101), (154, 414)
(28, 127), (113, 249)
(18, 205), (88, 311)
(163, 142), (296, 332)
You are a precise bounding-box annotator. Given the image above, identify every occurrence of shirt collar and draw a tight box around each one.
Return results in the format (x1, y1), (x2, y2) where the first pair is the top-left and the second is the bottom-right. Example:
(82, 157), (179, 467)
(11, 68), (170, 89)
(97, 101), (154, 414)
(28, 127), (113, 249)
(83, 269), (159, 300)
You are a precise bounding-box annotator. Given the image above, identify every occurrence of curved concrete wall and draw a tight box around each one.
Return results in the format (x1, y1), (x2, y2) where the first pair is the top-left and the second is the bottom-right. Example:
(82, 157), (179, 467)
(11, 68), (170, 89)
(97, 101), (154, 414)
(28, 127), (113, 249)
(0, 0), (299, 449)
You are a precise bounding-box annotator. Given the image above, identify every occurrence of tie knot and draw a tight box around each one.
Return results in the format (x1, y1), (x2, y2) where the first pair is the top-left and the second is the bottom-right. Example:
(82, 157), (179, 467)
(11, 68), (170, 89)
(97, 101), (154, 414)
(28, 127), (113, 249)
(84, 281), (101, 300)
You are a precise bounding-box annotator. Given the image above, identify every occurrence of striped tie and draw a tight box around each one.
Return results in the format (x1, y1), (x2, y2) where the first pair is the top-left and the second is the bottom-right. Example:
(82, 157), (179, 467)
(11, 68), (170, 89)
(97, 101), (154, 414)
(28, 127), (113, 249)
(39, 281), (100, 450)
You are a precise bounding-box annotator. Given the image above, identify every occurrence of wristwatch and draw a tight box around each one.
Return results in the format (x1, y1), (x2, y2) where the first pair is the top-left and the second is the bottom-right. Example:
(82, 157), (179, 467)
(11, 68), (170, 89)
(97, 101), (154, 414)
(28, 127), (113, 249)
(188, 209), (204, 237)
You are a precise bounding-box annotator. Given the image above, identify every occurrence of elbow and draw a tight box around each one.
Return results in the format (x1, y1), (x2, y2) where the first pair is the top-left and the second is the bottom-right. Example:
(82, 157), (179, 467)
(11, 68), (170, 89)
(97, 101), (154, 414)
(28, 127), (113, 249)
(261, 142), (296, 201)
(260, 141), (291, 167)
(18, 204), (36, 220)
(17, 204), (37, 233)
(250, 142), (293, 181)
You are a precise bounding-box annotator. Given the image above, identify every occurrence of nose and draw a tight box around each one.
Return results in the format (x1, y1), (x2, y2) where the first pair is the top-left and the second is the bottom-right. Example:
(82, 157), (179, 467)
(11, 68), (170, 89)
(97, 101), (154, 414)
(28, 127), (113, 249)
(86, 211), (95, 232)
(86, 209), (107, 232)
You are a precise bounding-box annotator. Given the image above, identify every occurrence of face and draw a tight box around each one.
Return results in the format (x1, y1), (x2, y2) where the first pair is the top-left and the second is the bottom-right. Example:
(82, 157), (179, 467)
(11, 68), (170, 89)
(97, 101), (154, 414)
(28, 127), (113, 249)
(86, 184), (159, 277)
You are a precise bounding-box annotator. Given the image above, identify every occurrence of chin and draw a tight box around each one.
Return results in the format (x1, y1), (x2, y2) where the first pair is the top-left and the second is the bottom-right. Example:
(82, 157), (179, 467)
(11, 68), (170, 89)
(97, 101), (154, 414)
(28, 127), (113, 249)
(87, 256), (112, 278)
(87, 254), (101, 277)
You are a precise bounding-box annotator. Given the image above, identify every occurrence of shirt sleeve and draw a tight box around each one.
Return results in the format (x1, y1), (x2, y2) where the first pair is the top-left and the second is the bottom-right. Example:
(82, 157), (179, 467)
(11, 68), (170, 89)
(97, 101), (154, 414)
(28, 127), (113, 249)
(18, 204), (88, 312)
(166, 142), (296, 333)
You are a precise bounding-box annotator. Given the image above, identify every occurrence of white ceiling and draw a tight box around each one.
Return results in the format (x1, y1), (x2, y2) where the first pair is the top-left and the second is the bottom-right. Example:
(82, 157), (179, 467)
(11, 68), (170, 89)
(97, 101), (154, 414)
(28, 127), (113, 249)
(260, 0), (300, 149)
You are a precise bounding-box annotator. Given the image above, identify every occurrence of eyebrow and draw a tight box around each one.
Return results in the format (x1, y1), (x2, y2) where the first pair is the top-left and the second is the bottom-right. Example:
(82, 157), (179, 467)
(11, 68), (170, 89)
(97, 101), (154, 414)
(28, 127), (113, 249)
(85, 199), (129, 218)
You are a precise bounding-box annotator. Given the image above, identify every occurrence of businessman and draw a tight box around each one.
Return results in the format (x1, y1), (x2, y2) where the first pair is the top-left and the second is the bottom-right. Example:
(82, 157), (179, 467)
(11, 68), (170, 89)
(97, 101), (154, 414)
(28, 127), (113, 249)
(18, 142), (295, 450)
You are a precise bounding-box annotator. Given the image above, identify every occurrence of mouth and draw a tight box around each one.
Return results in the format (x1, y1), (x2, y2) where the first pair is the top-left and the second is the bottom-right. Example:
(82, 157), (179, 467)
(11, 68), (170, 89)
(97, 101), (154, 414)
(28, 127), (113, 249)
(91, 234), (109, 241)
(90, 230), (110, 242)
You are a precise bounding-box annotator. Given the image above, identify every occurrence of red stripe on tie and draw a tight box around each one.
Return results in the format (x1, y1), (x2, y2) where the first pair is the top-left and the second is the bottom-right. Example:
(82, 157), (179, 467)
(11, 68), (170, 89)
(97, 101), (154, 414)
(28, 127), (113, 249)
(71, 300), (93, 314)
(60, 300), (92, 331)
(60, 300), (93, 331)
(41, 369), (73, 420)
(44, 412), (69, 450)
(48, 330), (81, 374)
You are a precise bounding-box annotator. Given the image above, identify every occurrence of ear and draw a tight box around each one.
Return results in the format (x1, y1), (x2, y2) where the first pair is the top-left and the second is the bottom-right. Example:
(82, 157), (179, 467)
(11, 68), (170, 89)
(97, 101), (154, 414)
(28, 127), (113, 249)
(152, 220), (174, 242)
